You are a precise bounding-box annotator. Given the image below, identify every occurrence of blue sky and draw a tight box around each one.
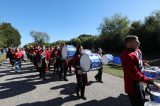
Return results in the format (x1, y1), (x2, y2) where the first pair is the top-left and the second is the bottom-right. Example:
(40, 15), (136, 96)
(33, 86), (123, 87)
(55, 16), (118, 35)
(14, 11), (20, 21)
(0, 0), (160, 46)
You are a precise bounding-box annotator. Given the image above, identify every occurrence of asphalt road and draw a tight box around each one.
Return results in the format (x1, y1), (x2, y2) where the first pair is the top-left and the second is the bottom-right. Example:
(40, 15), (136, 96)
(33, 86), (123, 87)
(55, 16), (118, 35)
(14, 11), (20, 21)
(0, 59), (131, 106)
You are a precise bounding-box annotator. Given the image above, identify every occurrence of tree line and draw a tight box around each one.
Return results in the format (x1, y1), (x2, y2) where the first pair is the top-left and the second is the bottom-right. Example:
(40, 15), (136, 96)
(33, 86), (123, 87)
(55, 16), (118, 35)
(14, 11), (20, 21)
(1, 10), (159, 55)
(0, 23), (21, 48)
(50, 10), (160, 54)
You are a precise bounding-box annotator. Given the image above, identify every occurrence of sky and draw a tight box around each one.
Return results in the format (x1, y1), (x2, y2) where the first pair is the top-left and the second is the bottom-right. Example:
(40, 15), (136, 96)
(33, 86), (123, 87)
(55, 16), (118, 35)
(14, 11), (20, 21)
(0, 0), (160, 46)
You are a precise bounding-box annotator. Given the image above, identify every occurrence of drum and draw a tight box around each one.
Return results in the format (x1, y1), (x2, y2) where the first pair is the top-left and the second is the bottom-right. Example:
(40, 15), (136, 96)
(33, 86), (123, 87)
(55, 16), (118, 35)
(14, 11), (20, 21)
(82, 49), (92, 54)
(61, 45), (76, 60)
(80, 53), (102, 72)
(113, 57), (121, 65)
(101, 54), (114, 64)
(150, 91), (160, 103)
(143, 67), (160, 79)
(145, 101), (160, 106)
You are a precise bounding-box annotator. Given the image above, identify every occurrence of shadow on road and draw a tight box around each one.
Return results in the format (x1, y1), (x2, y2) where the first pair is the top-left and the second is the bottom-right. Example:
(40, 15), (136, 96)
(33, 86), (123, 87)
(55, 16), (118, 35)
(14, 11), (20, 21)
(17, 95), (79, 106)
(75, 94), (131, 106)
(16, 94), (131, 106)
(51, 82), (77, 95)
(0, 60), (66, 100)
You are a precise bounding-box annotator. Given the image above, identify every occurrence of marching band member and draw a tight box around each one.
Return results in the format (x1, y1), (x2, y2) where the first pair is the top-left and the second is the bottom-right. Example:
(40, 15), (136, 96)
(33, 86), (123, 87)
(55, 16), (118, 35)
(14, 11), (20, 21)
(120, 35), (155, 106)
(72, 45), (87, 100)
(59, 43), (68, 81)
(36, 45), (49, 80)
(95, 48), (103, 83)
(14, 48), (23, 72)
(6, 48), (15, 68)
(52, 45), (61, 74)
(46, 47), (51, 70)
(68, 59), (72, 74)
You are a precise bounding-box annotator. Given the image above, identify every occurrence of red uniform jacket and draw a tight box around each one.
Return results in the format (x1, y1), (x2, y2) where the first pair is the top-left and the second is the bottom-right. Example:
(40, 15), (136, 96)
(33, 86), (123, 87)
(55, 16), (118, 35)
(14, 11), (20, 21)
(36, 49), (49, 71)
(14, 51), (23, 60)
(120, 49), (150, 95)
(72, 54), (81, 73)
(45, 49), (50, 61)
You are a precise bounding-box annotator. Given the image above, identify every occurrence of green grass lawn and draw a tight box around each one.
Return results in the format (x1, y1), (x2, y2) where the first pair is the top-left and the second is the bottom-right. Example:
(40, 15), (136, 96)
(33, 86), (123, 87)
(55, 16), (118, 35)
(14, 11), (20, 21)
(103, 59), (160, 79)
(103, 64), (124, 78)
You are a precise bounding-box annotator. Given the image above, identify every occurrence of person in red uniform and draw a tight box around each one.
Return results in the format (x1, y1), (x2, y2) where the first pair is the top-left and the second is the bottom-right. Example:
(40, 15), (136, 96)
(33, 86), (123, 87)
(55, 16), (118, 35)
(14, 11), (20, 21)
(59, 43), (68, 81)
(120, 35), (155, 106)
(36, 45), (49, 80)
(6, 48), (15, 68)
(14, 48), (23, 72)
(72, 45), (87, 100)
(46, 47), (51, 70)
(52, 45), (61, 74)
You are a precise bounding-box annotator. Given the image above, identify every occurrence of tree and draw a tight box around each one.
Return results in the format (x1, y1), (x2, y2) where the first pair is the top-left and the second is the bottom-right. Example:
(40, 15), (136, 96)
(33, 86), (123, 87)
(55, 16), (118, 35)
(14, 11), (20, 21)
(99, 14), (130, 52)
(30, 31), (50, 46)
(129, 10), (160, 54)
(99, 14), (129, 37)
(0, 23), (21, 47)
(51, 40), (67, 46)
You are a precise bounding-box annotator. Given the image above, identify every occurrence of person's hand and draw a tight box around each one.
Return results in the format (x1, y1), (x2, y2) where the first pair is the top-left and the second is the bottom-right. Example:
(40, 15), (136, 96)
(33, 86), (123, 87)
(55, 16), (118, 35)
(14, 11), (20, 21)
(144, 63), (150, 67)
(147, 79), (154, 85)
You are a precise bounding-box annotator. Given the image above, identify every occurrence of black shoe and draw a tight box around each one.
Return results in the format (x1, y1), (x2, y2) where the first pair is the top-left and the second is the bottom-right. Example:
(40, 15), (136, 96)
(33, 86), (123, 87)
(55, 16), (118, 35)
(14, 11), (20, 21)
(64, 78), (68, 81)
(81, 96), (87, 100)
(99, 81), (103, 83)
(95, 76), (98, 81)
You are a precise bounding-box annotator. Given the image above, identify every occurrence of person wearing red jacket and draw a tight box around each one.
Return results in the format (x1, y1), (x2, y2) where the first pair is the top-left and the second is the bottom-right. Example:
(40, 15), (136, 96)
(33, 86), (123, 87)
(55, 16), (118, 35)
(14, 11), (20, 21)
(120, 35), (154, 106)
(72, 45), (87, 100)
(46, 47), (51, 70)
(36, 45), (49, 80)
(14, 48), (23, 72)
(59, 43), (68, 81)
(52, 45), (61, 74)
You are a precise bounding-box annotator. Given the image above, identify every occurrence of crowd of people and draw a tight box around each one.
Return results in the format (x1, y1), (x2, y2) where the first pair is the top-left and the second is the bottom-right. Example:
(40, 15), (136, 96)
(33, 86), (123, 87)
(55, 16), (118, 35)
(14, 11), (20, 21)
(6, 43), (103, 100)
(5, 35), (158, 105)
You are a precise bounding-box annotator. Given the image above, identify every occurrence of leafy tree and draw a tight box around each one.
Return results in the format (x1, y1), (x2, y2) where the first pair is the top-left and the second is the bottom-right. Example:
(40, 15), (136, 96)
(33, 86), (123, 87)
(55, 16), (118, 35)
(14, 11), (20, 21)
(30, 31), (50, 46)
(0, 23), (21, 47)
(99, 14), (130, 52)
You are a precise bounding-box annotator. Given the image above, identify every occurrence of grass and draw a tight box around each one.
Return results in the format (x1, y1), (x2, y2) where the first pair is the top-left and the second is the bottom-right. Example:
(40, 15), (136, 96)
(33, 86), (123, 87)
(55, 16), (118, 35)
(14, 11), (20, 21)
(0, 54), (6, 63)
(103, 64), (123, 78)
(103, 59), (160, 79)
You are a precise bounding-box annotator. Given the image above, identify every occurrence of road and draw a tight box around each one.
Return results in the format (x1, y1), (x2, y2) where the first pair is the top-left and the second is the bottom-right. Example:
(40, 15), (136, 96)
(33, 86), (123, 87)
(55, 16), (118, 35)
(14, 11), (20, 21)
(0, 59), (131, 106)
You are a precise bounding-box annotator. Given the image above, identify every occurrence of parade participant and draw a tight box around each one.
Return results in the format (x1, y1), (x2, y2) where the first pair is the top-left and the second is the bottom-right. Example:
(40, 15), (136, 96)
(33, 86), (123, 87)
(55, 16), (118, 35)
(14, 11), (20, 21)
(135, 39), (150, 72)
(36, 45), (49, 80)
(120, 35), (155, 106)
(50, 46), (55, 67)
(14, 48), (23, 72)
(46, 46), (51, 70)
(52, 45), (61, 74)
(68, 60), (72, 73)
(95, 48), (103, 83)
(21, 48), (26, 62)
(59, 43), (68, 81)
(25, 47), (31, 60)
(6, 48), (14, 68)
(72, 45), (87, 100)
(33, 46), (38, 69)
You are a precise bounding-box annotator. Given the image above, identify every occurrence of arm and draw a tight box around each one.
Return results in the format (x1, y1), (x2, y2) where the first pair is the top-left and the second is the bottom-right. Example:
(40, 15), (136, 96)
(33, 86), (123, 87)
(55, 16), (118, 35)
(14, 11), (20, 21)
(126, 55), (150, 83)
